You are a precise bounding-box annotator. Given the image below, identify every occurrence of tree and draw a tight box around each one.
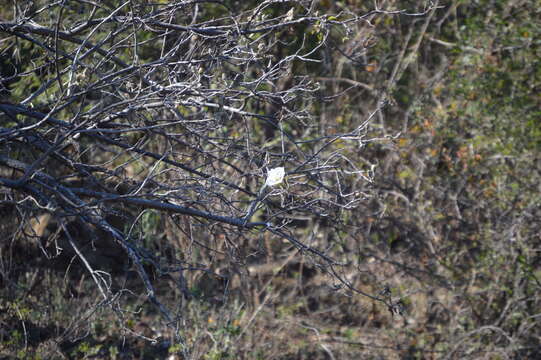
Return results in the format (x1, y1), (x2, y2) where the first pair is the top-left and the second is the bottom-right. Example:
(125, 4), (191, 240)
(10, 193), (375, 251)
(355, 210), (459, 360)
(1, 1), (455, 358)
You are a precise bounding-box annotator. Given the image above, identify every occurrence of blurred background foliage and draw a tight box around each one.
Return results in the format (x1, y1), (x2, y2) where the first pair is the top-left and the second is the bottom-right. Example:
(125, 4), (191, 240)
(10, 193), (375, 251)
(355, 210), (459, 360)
(1, 0), (540, 359)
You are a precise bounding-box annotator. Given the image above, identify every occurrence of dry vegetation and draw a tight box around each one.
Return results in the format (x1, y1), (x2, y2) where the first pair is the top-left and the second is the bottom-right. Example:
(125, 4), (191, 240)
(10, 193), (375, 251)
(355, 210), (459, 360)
(1, 0), (540, 359)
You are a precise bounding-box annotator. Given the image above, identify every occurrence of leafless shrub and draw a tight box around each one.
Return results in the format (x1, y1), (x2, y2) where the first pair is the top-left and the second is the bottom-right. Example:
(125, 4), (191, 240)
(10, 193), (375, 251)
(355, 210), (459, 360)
(0, 0), (442, 356)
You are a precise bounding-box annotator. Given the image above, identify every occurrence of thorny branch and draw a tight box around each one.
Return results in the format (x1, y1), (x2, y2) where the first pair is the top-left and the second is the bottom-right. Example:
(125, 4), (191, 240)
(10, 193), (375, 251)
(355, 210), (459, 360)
(0, 0), (440, 352)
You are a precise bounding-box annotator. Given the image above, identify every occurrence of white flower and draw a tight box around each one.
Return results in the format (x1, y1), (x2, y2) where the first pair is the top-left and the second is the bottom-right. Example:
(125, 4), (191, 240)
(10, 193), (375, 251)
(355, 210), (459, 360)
(265, 167), (285, 187)
(284, 7), (295, 22)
